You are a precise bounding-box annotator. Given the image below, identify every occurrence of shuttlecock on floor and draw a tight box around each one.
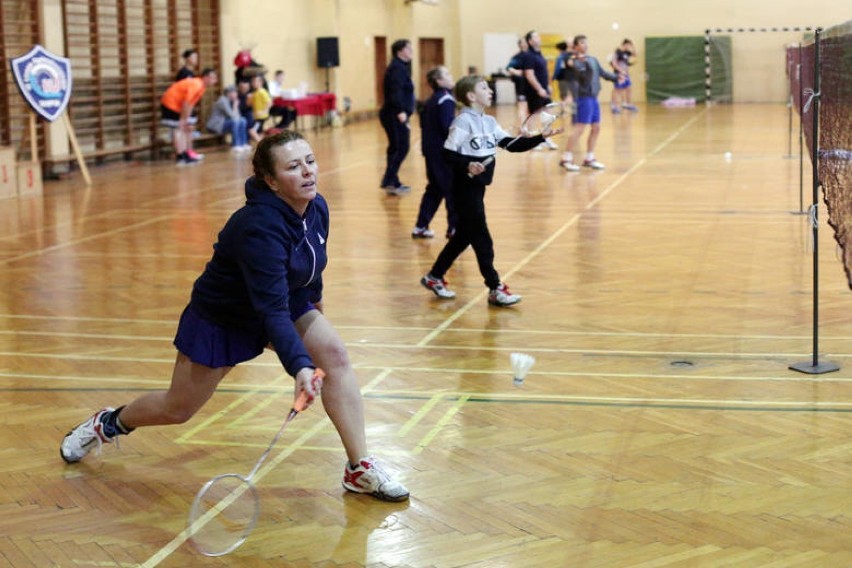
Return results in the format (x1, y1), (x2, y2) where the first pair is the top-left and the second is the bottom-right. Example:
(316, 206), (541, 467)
(511, 352), (536, 386)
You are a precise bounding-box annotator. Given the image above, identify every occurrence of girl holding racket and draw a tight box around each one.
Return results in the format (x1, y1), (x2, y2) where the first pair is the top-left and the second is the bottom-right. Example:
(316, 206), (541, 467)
(61, 131), (409, 503)
(420, 75), (561, 307)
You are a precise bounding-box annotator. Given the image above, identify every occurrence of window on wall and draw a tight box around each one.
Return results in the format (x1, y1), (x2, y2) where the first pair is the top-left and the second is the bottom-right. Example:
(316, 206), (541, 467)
(0, 0), (45, 160)
(61, 0), (220, 159)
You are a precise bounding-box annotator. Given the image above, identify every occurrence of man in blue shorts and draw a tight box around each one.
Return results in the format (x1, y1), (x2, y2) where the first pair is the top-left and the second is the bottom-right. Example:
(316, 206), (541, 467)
(560, 35), (621, 171)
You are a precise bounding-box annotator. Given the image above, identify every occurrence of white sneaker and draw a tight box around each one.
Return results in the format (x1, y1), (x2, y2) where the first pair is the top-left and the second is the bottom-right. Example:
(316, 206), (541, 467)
(342, 457), (409, 502)
(488, 283), (521, 307)
(383, 184), (411, 196)
(421, 274), (456, 299)
(544, 139), (559, 150)
(560, 160), (580, 172)
(411, 227), (435, 239)
(582, 159), (606, 170)
(60, 408), (116, 463)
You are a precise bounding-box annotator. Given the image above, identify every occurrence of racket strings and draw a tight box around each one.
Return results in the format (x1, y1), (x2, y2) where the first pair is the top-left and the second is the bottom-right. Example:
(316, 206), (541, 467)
(189, 475), (258, 556)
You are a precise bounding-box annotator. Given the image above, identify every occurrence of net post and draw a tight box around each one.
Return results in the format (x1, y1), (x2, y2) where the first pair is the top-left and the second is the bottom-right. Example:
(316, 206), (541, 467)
(789, 27), (840, 375)
(704, 30), (712, 104)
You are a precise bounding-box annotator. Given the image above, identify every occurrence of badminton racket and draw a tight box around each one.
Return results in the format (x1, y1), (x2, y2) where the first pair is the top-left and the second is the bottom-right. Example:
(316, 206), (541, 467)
(506, 101), (566, 148)
(186, 368), (325, 556)
(467, 155), (495, 178)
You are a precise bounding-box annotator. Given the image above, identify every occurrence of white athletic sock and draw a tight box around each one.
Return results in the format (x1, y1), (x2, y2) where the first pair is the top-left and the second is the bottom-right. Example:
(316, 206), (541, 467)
(585, 152), (595, 162)
(562, 152), (573, 163)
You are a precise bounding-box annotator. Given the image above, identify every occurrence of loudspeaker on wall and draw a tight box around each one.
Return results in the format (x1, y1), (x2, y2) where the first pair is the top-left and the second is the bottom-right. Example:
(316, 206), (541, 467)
(317, 37), (340, 68)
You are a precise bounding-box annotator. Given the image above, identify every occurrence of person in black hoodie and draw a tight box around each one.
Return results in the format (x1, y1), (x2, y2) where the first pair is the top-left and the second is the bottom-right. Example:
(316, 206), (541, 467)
(60, 131), (410, 503)
(379, 39), (415, 195)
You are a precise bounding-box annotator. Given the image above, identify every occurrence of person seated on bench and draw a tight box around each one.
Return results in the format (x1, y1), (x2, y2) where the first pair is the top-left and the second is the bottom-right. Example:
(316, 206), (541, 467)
(268, 69), (297, 129)
(207, 85), (251, 154)
(160, 68), (218, 166)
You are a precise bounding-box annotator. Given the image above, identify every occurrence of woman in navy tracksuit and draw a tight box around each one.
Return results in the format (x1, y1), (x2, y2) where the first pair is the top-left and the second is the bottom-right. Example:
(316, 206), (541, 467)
(60, 131), (409, 502)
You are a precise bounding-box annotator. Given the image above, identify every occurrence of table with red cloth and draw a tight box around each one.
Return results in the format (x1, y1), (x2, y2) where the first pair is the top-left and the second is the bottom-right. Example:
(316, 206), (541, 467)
(273, 93), (336, 128)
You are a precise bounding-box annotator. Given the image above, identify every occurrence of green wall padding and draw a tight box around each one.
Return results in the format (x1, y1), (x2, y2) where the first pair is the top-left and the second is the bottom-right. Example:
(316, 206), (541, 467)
(645, 36), (732, 103)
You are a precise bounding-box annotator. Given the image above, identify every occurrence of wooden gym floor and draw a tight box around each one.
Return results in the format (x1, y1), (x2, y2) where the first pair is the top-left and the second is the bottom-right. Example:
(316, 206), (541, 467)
(0, 103), (850, 567)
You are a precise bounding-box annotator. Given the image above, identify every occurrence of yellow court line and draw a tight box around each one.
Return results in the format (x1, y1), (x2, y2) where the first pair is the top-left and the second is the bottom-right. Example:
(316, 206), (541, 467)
(416, 109), (708, 348)
(142, 366), (395, 567)
(140, 413), (332, 568)
(178, 443), (407, 455)
(227, 376), (287, 428)
(413, 395), (470, 454)
(180, 438), (323, 450)
(363, 367), (394, 390)
(398, 393), (445, 437)
(72, 560), (138, 568)
(176, 393), (258, 444)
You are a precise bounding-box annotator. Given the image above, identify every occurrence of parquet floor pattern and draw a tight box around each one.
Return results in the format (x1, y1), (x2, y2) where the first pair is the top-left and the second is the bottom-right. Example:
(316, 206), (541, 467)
(0, 104), (849, 567)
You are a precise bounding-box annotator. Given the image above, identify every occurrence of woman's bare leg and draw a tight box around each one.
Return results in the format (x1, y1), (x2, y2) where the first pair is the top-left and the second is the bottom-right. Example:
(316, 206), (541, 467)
(118, 352), (232, 428)
(295, 310), (367, 464)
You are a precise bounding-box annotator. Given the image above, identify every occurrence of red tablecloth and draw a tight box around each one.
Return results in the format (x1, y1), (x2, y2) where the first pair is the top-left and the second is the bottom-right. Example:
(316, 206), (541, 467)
(273, 93), (336, 117)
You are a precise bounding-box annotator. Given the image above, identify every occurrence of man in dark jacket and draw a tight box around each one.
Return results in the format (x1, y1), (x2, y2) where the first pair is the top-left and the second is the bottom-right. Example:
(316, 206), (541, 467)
(379, 39), (415, 195)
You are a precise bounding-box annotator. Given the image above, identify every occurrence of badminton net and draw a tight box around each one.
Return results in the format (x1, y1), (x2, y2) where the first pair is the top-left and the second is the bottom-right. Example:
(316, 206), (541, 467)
(791, 21), (852, 289)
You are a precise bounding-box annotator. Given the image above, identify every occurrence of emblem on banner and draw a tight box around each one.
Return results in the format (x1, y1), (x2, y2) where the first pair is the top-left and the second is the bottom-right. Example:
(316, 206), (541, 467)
(10, 45), (73, 122)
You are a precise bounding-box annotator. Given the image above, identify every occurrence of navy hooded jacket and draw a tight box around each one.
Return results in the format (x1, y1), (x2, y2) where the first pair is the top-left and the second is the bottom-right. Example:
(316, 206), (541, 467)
(189, 177), (329, 377)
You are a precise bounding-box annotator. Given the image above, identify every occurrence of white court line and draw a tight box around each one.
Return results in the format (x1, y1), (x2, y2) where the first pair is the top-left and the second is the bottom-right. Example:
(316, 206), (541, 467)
(417, 109), (708, 348)
(351, 365), (852, 383)
(0, 174), (244, 247)
(4, 342), (852, 364)
(365, 389), (852, 409)
(0, 330), (168, 341)
(0, 314), (176, 324)
(1, 216), (178, 264)
(4, 364), (852, 388)
(4, 313), (852, 342)
(0, 155), (372, 265)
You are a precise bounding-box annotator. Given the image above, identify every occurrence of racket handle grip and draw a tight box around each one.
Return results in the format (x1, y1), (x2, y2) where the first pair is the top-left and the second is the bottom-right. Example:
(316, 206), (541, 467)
(467, 156), (495, 178)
